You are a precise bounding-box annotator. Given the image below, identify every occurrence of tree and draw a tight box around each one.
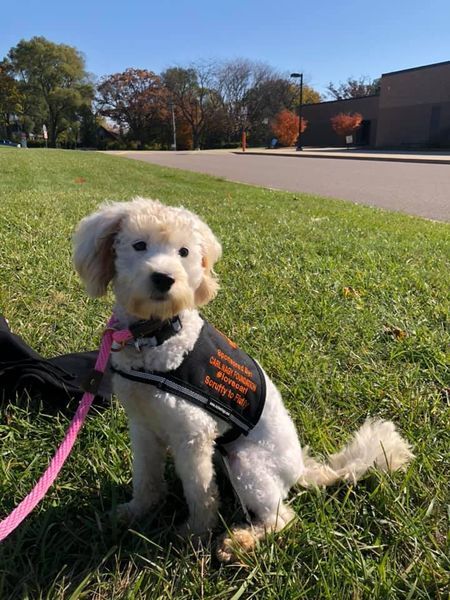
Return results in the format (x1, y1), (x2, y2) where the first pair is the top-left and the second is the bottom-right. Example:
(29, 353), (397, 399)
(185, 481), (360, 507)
(326, 76), (380, 100)
(216, 58), (275, 143)
(97, 68), (168, 146)
(6, 37), (93, 146)
(78, 104), (100, 147)
(162, 64), (219, 149)
(330, 112), (363, 143)
(0, 61), (23, 137)
(218, 63), (321, 146)
(271, 109), (307, 146)
(290, 83), (322, 106)
(235, 77), (319, 146)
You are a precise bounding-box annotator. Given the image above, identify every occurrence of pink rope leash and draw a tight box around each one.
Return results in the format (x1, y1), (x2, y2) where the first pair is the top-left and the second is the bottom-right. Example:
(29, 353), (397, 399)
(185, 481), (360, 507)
(0, 317), (133, 542)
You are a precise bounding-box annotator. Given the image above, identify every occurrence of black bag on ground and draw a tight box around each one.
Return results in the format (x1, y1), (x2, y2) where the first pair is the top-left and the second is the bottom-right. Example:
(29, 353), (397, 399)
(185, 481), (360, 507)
(0, 315), (112, 406)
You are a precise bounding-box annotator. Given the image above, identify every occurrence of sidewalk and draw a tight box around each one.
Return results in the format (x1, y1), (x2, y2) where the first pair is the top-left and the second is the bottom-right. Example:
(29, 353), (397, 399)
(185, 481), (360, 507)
(236, 147), (450, 165)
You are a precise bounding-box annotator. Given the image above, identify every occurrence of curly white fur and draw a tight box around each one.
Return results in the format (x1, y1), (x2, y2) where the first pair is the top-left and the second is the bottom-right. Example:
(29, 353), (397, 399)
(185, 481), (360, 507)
(73, 198), (413, 562)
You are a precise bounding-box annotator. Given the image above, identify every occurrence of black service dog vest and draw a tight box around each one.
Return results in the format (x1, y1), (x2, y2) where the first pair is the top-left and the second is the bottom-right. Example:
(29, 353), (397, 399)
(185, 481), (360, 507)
(112, 319), (266, 446)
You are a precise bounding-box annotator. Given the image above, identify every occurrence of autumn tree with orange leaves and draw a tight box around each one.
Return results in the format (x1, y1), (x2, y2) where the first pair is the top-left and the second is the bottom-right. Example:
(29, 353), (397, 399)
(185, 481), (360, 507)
(97, 68), (168, 145)
(330, 112), (362, 144)
(271, 109), (307, 146)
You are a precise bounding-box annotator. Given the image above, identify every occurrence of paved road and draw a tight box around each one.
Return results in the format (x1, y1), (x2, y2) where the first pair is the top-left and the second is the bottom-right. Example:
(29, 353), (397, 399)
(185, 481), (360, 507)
(114, 151), (450, 222)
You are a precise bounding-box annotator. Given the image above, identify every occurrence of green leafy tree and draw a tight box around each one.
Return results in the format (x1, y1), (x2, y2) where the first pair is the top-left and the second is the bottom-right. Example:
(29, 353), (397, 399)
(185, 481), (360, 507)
(0, 62), (23, 137)
(6, 37), (93, 146)
(78, 104), (100, 147)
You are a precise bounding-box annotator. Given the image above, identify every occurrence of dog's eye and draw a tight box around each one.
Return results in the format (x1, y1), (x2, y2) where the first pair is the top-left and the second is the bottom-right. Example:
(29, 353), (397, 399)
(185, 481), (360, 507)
(132, 241), (147, 252)
(179, 247), (189, 257)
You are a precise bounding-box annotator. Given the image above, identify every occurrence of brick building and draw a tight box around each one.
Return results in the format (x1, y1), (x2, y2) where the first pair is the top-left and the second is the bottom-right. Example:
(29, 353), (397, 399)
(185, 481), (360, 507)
(301, 60), (450, 148)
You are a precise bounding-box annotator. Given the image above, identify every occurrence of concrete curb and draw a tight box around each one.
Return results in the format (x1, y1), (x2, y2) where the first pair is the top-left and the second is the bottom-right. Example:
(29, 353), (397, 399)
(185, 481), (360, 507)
(233, 150), (450, 165)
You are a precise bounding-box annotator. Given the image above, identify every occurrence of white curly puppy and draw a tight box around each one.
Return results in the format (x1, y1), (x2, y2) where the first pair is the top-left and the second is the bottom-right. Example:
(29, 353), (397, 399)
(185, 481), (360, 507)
(73, 198), (413, 562)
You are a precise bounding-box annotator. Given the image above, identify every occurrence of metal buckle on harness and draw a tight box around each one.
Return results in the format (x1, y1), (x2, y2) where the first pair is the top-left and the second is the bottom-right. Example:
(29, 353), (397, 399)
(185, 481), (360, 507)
(133, 336), (158, 352)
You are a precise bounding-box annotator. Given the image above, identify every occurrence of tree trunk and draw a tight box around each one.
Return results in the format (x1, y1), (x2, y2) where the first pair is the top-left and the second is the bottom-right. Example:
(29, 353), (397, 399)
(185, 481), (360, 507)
(49, 118), (58, 147)
(49, 128), (57, 148)
(192, 127), (201, 150)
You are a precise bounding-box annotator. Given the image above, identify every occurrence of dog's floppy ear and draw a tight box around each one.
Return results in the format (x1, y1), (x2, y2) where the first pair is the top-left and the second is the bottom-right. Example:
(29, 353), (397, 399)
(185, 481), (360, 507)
(194, 219), (222, 306)
(73, 202), (127, 297)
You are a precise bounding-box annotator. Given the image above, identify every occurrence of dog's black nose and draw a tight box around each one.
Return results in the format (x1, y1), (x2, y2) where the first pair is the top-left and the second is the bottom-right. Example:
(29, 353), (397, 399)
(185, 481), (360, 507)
(151, 272), (175, 293)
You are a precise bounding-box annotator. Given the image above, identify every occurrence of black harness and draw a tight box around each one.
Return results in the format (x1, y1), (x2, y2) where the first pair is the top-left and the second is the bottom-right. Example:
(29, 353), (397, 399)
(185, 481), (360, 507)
(112, 318), (266, 446)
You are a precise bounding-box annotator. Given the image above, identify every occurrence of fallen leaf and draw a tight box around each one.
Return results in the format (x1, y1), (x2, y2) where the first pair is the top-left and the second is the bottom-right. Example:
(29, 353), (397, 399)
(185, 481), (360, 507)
(74, 177), (86, 184)
(343, 286), (360, 298)
(383, 324), (408, 340)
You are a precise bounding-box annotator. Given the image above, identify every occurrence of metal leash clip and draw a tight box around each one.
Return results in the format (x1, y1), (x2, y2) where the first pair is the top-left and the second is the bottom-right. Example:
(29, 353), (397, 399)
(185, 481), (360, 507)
(111, 340), (126, 352)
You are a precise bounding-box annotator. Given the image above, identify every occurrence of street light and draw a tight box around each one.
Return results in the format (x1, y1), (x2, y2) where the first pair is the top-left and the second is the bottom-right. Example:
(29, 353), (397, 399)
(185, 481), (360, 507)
(241, 106), (248, 152)
(290, 72), (303, 151)
(169, 101), (177, 151)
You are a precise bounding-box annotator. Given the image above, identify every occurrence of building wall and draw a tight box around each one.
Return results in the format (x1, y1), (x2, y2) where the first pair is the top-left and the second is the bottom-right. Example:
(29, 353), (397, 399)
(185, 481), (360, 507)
(300, 60), (450, 148)
(301, 96), (379, 147)
(375, 62), (450, 147)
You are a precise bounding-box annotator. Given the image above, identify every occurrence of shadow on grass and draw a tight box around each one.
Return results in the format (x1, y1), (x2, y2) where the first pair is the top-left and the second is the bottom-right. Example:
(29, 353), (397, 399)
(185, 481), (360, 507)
(0, 452), (242, 597)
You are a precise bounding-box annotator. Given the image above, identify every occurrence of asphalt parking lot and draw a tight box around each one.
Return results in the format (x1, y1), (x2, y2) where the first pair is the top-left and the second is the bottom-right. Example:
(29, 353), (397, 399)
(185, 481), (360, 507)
(110, 150), (450, 222)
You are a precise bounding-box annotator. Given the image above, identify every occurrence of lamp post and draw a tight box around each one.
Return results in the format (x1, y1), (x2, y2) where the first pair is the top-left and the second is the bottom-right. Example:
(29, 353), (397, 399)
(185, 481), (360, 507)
(170, 101), (177, 151)
(290, 72), (303, 151)
(240, 106), (248, 152)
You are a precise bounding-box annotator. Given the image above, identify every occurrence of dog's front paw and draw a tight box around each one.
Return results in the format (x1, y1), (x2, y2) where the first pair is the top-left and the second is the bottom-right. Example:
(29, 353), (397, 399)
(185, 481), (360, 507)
(216, 528), (257, 564)
(113, 501), (144, 525)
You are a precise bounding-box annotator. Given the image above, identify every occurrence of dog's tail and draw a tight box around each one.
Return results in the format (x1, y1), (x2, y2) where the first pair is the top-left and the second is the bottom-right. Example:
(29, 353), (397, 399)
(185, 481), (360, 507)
(298, 419), (413, 488)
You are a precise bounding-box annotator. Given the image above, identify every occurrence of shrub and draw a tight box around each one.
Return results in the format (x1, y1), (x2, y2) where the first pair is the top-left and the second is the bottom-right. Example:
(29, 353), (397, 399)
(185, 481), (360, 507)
(271, 110), (308, 146)
(105, 140), (124, 150)
(126, 140), (140, 150)
(330, 112), (363, 140)
(26, 140), (46, 148)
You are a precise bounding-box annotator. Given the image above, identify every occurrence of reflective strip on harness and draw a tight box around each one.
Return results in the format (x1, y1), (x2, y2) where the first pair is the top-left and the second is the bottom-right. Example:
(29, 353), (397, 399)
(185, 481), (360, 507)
(111, 366), (252, 434)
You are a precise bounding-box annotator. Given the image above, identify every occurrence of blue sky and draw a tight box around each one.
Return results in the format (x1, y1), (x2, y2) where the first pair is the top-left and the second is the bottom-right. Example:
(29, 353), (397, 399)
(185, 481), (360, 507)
(2, 0), (450, 97)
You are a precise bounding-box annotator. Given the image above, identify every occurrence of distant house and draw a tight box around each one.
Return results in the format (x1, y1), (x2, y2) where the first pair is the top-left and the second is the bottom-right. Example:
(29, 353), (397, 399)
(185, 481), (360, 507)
(301, 60), (450, 148)
(96, 124), (120, 142)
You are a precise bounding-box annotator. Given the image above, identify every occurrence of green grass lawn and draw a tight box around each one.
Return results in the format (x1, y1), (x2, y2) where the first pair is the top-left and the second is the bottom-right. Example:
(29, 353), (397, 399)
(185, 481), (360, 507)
(0, 148), (449, 599)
